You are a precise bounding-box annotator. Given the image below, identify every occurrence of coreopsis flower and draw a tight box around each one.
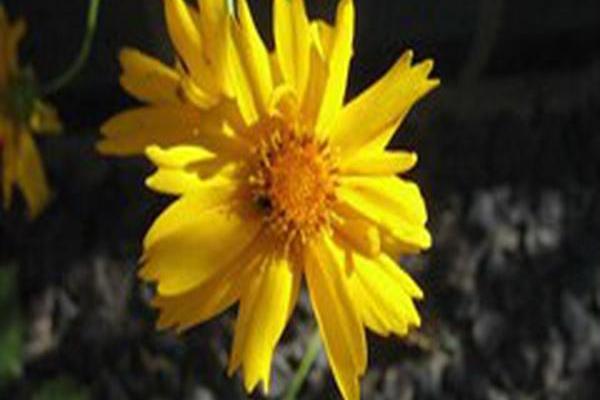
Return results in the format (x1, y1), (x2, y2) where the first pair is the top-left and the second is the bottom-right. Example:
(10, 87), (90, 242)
(0, 6), (61, 218)
(100, 0), (439, 399)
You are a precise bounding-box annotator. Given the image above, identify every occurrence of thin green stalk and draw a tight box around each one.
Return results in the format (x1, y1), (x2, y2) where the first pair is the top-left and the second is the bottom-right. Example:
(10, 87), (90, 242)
(282, 328), (322, 400)
(41, 0), (102, 95)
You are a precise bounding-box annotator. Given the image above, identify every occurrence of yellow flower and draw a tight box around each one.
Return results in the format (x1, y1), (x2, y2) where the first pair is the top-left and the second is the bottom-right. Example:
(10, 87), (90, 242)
(0, 6), (61, 218)
(100, 0), (439, 399)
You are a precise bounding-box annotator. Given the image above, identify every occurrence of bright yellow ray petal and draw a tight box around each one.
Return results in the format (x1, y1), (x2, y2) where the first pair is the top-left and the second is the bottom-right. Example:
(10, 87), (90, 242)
(305, 234), (366, 400)
(98, 105), (246, 156)
(230, 0), (273, 118)
(340, 176), (427, 225)
(377, 254), (424, 300)
(16, 131), (50, 219)
(348, 252), (422, 338)
(146, 144), (212, 169)
(141, 195), (262, 295)
(164, 0), (216, 95)
(329, 51), (439, 157)
(119, 48), (181, 105)
(145, 145), (228, 195)
(154, 267), (242, 332)
(152, 232), (270, 333)
(226, 37), (258, 124)
(379, 231), (428, 258)
(274, 0), (311, 99)
(269, 52), (283, 87)
(178, 64), (220, 109)
(310, 20), (333, 59)
(301, 45), (329, 131)
(268, 84), (300, 123)
(340, 151), (418, 176)
(143, 180), (241, 247)
(145, 168), (203, 195)
(336, 176), (431, 251)
(348, 267), (398, 336)
(229, 251), (301, 393)
(197, 0), (233, 96)
(315, 0), (355, 134)
(332, 217), (380, 258)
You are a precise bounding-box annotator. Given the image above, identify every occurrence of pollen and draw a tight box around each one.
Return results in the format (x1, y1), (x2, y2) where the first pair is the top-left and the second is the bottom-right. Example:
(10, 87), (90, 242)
(251, 131), (338, 242)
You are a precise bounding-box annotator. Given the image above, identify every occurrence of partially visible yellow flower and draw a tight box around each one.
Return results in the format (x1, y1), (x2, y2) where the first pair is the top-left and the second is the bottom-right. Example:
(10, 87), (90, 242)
(0, 6), (61, 218)
(97, 0), (233, 155)
(100, 1), (439, 399)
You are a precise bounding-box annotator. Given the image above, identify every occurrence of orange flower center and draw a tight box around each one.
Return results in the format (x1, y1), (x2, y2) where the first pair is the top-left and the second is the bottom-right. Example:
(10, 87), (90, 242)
(251, 132), (338, 242)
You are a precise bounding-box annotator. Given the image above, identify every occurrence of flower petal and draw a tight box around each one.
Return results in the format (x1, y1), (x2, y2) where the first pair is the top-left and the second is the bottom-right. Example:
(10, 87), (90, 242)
(315, 0), (354, 134)
(348, 252), (422, 338)
(119, 48), (181, 104)
(310, 20), (334, 59)
(340, 151), (418, 176)
(229, 0), (273, 118)
(141, 191), (262, 295)
(336, 176), (431, 251)
(145, 168), (203, 195)
(145, 145), (232, 195)
(301, 45), (329, 131)
(98, 105), (246, 156)
(333, 217), (380, 258)
(153, 267), (242, 333)
(152, 231), (270, 333)
(228, 251), (300, 394)
(16, 131), (50, 219)
(196, 0), (233, 96)
(274, 0), (311, 99)
(305, 234), (366, 400)
(164, 0), (217, 95)
(339, 176), (427, 225)
(329, 50), (439, 157)
(146, 144), (212, 169)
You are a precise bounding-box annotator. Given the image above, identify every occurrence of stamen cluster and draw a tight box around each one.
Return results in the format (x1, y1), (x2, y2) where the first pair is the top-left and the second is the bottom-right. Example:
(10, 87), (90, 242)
(250, 130), (338, 243)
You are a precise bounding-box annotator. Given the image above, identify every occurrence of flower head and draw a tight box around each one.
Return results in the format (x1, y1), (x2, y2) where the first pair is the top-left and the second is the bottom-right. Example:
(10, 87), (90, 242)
(0, 5), (62, 218)
(100, 0), (439, 398)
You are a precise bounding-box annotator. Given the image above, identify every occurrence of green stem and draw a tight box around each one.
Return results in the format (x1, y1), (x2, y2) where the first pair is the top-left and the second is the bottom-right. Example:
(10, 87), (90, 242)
(282, 328), (322, 400)
(41, 0), (102, 95)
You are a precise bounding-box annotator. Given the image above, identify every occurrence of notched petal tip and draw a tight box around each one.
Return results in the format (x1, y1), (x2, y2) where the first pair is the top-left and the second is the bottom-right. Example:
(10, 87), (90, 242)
(399, 49), (414, 66)
(417, 58), (435, 76)
(415, 58), (441, 89)
(419, 229), (433, 250)
(144, 144), (162, 161)
(429, 77), (442, 89)
(118, 47), (137, 67)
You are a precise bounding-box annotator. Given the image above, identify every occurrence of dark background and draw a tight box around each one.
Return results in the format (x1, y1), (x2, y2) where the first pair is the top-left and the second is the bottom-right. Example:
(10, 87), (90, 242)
(1, 0), (600, 399)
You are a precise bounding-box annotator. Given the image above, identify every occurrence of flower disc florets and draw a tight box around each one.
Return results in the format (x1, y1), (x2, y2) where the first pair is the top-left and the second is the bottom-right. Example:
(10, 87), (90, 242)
(250, 129), (338, 243)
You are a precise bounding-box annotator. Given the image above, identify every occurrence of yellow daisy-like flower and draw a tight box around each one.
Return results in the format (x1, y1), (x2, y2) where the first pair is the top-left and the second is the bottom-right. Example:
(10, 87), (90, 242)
(100, 0), (439, 398)
(0, 6), (61, 218)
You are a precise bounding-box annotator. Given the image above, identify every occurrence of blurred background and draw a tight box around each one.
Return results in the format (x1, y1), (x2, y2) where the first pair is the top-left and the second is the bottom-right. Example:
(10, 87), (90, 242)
(1, 0), (599, 399)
